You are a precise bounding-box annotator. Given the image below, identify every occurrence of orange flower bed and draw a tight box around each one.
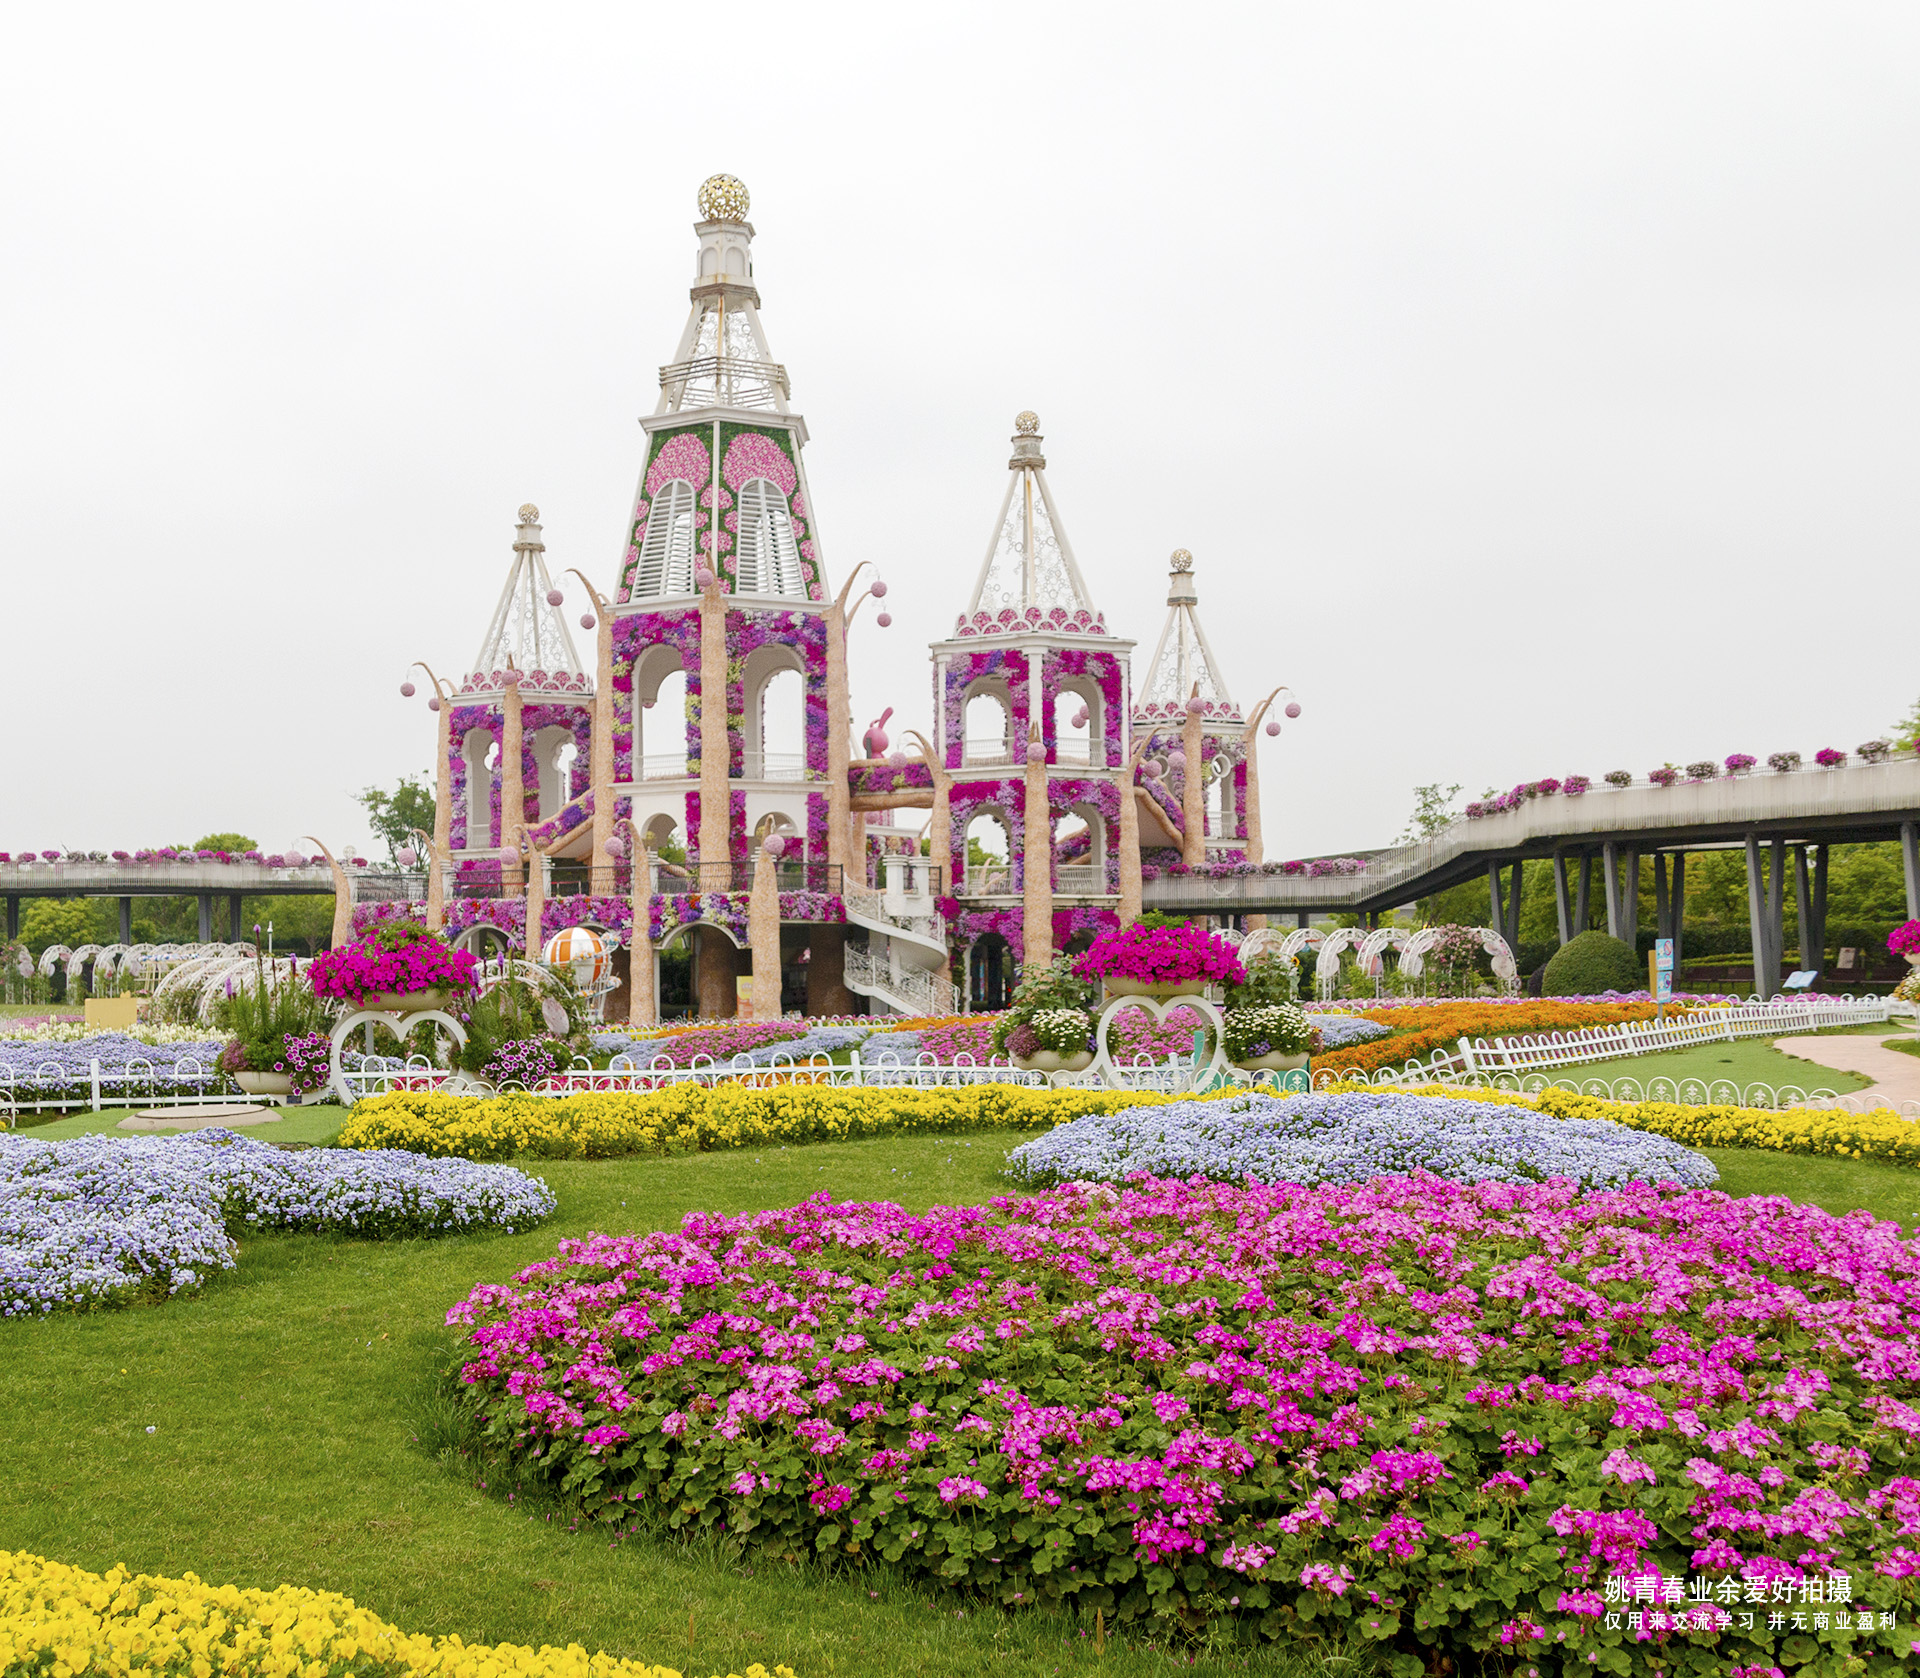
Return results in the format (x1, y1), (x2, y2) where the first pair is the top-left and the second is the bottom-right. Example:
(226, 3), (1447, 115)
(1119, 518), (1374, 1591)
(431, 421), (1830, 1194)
(1313, 999), (1669, 1074)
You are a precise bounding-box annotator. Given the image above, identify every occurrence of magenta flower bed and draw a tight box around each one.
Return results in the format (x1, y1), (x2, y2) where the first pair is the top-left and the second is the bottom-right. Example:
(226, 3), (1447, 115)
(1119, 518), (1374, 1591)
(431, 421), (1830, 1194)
(446, 1176), (1920, 1670)
(627, 1021), (811, 1067)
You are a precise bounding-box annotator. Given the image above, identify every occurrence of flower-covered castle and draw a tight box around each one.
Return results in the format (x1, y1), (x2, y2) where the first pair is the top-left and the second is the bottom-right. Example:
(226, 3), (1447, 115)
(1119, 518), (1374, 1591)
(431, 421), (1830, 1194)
(401, 175), (1293, 1020)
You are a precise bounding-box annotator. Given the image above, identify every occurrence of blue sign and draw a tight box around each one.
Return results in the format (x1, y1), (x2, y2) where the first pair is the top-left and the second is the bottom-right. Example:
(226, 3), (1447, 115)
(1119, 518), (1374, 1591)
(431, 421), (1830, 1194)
(1654, 939), (1674, 973)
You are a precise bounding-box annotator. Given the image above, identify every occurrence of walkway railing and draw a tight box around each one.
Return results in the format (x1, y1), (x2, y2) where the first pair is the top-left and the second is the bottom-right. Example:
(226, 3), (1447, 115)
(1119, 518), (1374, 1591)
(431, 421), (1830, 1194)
(0, 1056), (223, 1120)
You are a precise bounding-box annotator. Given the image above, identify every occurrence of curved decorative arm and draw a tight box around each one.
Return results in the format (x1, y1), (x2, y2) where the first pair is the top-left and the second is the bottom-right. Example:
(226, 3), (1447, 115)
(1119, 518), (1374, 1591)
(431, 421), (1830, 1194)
(563, 569), (611, 615)
(409, 663), (457, 704)
(1244, 685), (1295, 738)
(903, 729), (949, 789)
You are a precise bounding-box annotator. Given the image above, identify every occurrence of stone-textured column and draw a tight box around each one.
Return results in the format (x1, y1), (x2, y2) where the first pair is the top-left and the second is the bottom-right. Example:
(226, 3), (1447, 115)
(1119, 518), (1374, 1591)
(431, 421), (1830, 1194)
(698, 578), (729, 874)
(303, 836), (354, 949)
(501, 681), (525, 898)
(1181, 701), (1206, 868)
(1022, 728), (1053, 970)
(428, 687), (452, 931)
(521, 834), (545, 958)
(628, 846), (655, 1027)
(825, 568), (868, 877)
(1117, 744), (1147, 928)
(588, 601), (615, 898)
(749, 841), (783, 1020)
(1241, 693), (1280, 934)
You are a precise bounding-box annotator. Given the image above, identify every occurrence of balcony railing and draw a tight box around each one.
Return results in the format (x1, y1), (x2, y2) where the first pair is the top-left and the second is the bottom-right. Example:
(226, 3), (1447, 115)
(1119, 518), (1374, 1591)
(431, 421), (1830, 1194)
(652, 860), (843, 898)
(659, 354), (790, 411)
(962, 738), (1013, 766)
(640, 754), (689, 781)
(1055, 865), (1110, 894)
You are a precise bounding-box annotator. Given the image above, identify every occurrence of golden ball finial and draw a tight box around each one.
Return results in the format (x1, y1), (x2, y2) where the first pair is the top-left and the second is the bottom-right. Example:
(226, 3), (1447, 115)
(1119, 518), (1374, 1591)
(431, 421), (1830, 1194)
(697, 174), (750, 222)
(1170, 549), (1193, 572)
(518, 503), (540, 524)
(1014, 411), (1040, 435)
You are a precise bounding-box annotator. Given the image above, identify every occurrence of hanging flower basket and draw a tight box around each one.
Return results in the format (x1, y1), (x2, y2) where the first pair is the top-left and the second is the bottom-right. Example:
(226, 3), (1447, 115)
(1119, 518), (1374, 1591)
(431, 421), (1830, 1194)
(233, 1070), (292, 1096)
(1010, 1049), (1096, 1074)
(1075, 919), (1246, 995)
(307, 921), (480, 1012)
(1233, 1049), (1309, 1073)
(1223, 1002), (1316, 1070)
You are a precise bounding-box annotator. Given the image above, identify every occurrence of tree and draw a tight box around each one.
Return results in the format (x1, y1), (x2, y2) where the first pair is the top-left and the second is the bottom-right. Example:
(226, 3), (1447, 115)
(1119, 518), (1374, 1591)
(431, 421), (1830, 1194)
(357, 775), (436, 866)
(1891, 695), (1920, 750)
(21, 897), (112, 956)
(192, 832), (259, 853)
(1400, 783), (1462, 844)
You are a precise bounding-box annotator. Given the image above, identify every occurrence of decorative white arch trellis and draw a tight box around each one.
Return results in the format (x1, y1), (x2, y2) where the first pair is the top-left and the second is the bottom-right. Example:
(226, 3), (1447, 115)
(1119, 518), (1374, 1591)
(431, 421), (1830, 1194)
(36, 945), (71, 979)
(1398, 926), (1520, 991)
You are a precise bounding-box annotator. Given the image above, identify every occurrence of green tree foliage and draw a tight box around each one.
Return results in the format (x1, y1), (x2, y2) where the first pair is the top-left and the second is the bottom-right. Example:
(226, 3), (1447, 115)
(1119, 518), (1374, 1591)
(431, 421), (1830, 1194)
(191, 833), (259, 853)
(1399, 782), (1462, 844)
(357, 775), (436, 866)
(20, 898), (114, 956)
(1542, 930), (1641, 995)
(1891, 694), (1920, 750)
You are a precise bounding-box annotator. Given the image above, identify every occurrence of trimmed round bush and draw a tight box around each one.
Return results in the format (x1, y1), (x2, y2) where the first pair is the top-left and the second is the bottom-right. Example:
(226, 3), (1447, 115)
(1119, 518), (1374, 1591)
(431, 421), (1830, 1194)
(1541, 929), (1641, 996)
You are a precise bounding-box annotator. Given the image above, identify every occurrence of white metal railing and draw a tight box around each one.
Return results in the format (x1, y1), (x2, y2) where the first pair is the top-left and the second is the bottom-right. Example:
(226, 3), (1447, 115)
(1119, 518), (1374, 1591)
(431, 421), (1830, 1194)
(640, 754), (690, 780)
(962, 739), (1013, 765)
(749, 753), (807, 782)
(965, 867), (1013, 896)
(1056, 865), (1109, 894)
(1053, 740), (1099, 766)
(1457, 995), (1889, 1076)
(842, 940), (956, 1017)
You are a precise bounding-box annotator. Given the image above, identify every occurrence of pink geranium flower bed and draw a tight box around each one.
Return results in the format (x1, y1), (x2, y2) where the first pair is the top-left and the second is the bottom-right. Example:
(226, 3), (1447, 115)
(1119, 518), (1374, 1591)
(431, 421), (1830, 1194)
(447, 1176), (1920, 1671)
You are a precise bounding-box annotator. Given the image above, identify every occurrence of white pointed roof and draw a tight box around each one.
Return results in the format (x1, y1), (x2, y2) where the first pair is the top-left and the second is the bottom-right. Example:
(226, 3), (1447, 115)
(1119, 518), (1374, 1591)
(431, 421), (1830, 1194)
(1133, 550), (1241, 726)
(461, 506), (592, 698)
(951, 414), (1110, 639)
(655, 173), (790, 416)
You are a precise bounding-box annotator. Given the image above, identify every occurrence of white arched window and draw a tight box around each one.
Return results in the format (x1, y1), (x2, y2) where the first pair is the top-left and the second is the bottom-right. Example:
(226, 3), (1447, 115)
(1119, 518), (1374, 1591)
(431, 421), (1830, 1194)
(733, 478), (804, 596)
(635, 480), (697, 595)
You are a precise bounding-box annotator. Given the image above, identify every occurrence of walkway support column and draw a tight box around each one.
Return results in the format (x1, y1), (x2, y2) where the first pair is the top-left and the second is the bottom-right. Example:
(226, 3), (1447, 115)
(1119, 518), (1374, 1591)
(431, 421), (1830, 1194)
(1904, 822), (1920, 924)
(1745, 834), (1785, 999)
(197, 893), (212, 943)
(1671, 853), (1686, 976)
(1504, 858), (1523, 956)
(1575, 853), (1592, 933)
(118, 897), (131, 944)
(1488, 862), (1502, 932)
(1552, 854), (1572, 946)
(5, 896), (16, 941)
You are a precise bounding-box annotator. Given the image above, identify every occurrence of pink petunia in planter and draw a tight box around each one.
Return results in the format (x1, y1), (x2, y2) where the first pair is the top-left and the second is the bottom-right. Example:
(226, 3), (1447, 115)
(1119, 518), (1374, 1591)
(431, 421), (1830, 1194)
(1815, 747), (1847, 768)
(1074, 916), (1247, 996)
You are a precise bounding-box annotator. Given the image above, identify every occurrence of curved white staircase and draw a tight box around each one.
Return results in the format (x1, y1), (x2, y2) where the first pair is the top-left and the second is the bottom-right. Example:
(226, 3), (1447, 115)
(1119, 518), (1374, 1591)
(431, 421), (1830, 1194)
(843, 858), (956, 1017)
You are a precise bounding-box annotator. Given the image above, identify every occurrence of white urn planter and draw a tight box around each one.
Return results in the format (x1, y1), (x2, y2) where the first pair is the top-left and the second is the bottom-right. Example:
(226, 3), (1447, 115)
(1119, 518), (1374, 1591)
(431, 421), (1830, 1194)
(1011, 1050), (1096, 1074)
(1230, 1051), (1309, 1074)
(233, 1070), (293, 1096)
(1101, 976), (1209, 1000)
(360, 988), (452, 1014)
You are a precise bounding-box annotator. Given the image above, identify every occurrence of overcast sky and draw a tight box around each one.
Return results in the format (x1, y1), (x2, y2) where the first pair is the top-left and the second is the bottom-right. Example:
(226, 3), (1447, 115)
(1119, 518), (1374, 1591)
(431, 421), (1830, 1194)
(4, 3), (1915, 863)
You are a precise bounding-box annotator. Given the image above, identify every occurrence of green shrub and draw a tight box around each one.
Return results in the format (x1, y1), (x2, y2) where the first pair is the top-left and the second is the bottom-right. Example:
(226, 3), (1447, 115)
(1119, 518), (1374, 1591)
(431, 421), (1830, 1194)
(1541, 929), (1642, 995)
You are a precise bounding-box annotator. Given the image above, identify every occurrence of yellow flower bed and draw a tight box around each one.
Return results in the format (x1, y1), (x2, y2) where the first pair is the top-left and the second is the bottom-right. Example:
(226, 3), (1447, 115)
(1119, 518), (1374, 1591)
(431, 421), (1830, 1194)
(339, 1084), (1179, 1161)
(1335, 1079), (1920, 1169)
(0, 1548), (793, 1678)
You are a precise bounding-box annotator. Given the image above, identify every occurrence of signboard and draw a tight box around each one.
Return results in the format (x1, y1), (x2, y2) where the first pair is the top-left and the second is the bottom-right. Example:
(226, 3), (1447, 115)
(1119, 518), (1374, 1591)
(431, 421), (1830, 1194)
(1652, 938), (1674, 1003)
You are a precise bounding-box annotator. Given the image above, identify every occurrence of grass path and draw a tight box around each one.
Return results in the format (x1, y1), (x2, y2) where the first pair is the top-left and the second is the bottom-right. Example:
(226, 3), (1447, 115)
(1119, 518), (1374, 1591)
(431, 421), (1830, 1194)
(1494, 1025), (1888, 1095)
(5, 1127), (1918, 1677)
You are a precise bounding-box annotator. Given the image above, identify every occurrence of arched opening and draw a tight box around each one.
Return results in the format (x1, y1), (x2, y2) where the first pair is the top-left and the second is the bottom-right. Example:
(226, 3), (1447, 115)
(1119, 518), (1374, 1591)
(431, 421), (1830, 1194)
(964, 810), (1011, 896)
(963, 684), (1012, 765)
(742, 644), (806, 779)
(753, 811), (799, 849)
(968, 932), (1014, 1012)
(642, 813), (686, 867)
(733, 479), (805, 597)
(634, 480), (698, 596)
(532, 725), (573, 818)
(1056, 804), (1107, 895)
(461, 729), (493, 849)
(1053, 687), (1099, 766)
(1206, 753), (1236, 838)
(636, 647), (687, 779)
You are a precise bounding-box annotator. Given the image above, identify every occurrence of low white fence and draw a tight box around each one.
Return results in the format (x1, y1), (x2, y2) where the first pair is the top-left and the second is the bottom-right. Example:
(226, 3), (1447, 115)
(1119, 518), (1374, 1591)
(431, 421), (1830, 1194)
(0, 1057), (226, 1119)
(331, 1047), (1203, 1106)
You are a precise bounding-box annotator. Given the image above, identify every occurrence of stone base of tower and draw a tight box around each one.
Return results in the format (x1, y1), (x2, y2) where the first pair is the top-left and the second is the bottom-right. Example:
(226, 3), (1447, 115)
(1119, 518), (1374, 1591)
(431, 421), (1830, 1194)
(806, 925), (856, 1017)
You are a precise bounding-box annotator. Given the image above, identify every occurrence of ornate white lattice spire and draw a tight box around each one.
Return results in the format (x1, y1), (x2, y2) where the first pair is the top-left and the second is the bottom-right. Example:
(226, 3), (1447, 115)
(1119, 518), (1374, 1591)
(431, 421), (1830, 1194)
(952, 413), (1108, 638)
(467, 505), (588, 689)
(1133, 550), (1241, 725)
(655, 174), (790, 415)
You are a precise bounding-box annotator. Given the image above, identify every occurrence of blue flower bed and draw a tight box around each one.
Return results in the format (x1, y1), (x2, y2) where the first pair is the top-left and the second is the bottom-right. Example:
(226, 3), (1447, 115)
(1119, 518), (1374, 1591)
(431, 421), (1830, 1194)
(0, 1033), (225, 1099)
(0, 1131), (557, 1315)
(734, 1025), (871, 1065)
(1005, 1090), (1717, 1191)
(1312, 1016), (1391, 1049)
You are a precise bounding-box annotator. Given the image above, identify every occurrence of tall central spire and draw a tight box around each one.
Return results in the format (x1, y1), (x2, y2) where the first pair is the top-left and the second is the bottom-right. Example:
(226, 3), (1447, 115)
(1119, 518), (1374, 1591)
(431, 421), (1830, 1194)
(655, 173), (790, 415)
(1133, 549), (1241, 725)
(954, 412), (1107, 637)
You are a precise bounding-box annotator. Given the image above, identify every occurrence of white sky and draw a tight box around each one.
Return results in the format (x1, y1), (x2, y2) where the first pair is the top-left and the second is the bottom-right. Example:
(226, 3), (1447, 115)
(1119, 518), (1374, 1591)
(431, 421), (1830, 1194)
(4, 3), (1916, 862)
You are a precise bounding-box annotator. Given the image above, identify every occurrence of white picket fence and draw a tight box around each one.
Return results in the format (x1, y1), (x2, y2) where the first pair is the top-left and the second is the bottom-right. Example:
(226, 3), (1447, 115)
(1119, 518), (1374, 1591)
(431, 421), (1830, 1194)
(0, 1057), (225, 1119)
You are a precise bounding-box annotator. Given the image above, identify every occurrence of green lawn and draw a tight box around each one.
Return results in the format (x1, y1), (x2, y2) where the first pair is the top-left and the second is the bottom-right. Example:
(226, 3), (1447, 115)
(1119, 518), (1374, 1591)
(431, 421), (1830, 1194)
(4, 1127), (1916, 1678)
(10, 1104), (349, 1144)
(1508, 1025), (1888, 1097)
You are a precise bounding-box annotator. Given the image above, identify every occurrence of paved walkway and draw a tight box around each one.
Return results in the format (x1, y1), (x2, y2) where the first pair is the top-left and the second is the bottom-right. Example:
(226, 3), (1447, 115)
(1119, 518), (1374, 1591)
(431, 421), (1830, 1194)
(118, 1104), (281, 1131)
(1772, 1035), (1920, 1108)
